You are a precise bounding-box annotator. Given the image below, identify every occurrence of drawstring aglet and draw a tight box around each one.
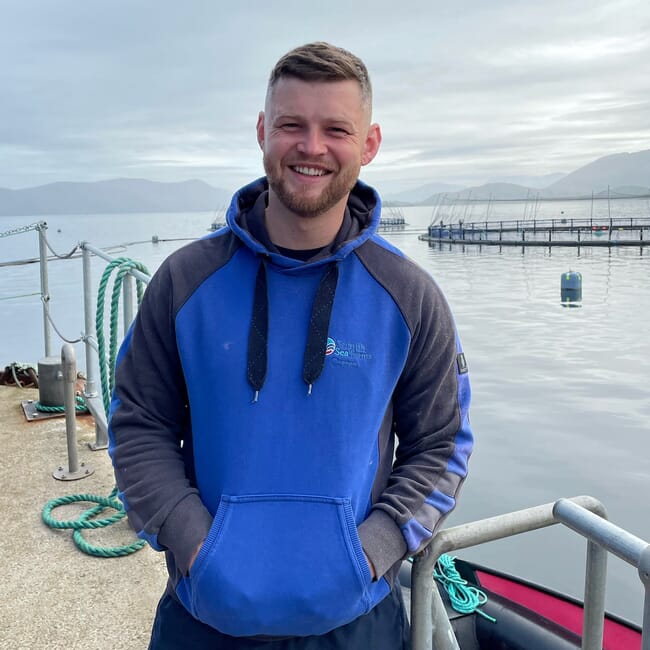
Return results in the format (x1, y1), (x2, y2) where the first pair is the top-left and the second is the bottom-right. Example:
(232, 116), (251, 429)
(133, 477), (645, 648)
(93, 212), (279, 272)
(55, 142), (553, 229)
(306, 384), (313, 396)
(252, 390), (259, 403)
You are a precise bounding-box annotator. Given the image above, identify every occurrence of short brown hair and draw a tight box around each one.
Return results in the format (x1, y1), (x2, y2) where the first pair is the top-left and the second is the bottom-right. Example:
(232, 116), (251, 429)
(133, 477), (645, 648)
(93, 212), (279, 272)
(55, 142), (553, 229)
(267, 42), (372, 111)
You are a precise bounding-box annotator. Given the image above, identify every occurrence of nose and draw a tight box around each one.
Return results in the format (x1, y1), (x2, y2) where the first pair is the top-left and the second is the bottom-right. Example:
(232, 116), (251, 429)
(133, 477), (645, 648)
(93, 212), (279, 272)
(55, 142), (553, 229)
(296, 127), (327, 156)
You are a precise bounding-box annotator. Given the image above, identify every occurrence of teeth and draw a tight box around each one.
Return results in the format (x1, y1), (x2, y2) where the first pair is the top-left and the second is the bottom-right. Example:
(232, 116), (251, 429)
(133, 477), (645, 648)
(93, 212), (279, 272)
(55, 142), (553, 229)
(294, 166), (326, 176)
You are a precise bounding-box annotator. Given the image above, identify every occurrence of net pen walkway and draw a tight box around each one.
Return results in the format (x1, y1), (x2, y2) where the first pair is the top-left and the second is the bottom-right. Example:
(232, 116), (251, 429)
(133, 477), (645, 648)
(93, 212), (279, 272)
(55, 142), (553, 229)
(419, 215), (650, 247)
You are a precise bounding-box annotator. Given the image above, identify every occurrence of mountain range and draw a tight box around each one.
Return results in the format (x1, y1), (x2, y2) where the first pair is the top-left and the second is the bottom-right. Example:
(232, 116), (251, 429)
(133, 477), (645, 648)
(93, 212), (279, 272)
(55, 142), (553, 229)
(404, 149), (650, 204)
(0, 178), (232, 217)
(1, 149), (649, 216)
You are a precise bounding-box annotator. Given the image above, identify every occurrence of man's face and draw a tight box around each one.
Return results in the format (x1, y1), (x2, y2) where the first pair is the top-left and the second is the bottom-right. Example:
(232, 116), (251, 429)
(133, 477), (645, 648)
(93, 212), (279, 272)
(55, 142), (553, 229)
(257, 77), (381, 219)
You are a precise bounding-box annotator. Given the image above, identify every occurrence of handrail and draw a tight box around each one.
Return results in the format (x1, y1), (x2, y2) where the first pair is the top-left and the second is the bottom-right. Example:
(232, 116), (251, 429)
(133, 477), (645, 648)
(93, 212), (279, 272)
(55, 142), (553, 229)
(81, 242), (152, 284)
(553, 499), (650, 650)
(411, 495), (649, 650)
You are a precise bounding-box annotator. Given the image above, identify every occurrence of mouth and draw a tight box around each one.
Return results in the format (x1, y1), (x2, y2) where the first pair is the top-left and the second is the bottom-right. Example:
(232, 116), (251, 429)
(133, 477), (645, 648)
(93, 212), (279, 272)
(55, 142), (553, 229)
(289, 165), (332, 178)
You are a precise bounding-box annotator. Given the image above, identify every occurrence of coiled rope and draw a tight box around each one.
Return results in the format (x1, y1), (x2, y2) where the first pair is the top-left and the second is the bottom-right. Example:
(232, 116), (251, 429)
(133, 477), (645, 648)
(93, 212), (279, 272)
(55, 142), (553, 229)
(433, 554), (496, 622)
(95, 257), (149, 415)
(36, 395), (88, 414)
(42, 257), (150, 557)
(42, 487), (145, 557)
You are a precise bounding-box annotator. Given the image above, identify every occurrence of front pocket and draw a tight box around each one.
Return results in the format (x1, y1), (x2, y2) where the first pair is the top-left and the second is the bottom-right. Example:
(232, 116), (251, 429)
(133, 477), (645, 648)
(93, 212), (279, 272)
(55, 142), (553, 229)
(187, 494), (371, 637)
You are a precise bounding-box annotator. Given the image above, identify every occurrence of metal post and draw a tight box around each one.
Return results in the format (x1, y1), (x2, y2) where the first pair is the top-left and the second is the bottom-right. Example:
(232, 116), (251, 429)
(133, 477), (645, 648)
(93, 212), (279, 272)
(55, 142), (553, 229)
(53, 344), (94, 481)
(582, 540), (607, 650)
(411, 551), (435, 650)
(37, 223), (52, 357)
(122, 273), (134, 331)
(412, 548), (462, 650)
(639, 546), (650, 650)
(82, 245), (97, 397)
(81, 244), (109, 450)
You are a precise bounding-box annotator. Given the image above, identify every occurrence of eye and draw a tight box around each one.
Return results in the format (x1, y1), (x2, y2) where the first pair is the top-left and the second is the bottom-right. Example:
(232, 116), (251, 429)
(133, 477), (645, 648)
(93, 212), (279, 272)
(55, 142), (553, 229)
(280, 122), (300, 130)
(328, 127), (350, 136)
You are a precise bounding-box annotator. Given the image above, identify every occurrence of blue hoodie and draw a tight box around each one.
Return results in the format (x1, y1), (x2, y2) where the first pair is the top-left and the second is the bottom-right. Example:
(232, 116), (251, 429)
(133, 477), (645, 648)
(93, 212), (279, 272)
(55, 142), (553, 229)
(108, 178), (473, 638)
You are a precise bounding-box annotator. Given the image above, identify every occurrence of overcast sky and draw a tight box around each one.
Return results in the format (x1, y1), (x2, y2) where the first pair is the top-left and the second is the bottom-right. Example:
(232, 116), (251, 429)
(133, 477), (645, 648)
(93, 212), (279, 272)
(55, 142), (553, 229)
(2, 1), (649, 193)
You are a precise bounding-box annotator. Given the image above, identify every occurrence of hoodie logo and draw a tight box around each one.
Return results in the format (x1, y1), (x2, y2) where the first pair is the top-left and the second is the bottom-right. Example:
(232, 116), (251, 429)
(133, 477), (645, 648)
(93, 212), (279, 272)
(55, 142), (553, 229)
(325, 336), (372, 367)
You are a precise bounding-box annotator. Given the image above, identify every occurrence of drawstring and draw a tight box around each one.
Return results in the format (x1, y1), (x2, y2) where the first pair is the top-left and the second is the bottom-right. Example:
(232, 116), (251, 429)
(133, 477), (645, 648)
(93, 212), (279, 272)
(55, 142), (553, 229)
(247, 260), (268, 403)
(246, 260), (339, 401)
(303, 264), (338, 395)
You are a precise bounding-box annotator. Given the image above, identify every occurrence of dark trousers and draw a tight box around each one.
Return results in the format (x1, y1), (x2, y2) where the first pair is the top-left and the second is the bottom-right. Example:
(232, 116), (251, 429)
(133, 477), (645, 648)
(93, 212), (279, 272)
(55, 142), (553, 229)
(148, 585), (411, 650)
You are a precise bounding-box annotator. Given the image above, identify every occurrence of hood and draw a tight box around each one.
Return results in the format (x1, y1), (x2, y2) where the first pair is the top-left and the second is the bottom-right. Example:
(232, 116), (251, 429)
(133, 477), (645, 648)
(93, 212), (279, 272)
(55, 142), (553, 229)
(225, 177), (382, 269)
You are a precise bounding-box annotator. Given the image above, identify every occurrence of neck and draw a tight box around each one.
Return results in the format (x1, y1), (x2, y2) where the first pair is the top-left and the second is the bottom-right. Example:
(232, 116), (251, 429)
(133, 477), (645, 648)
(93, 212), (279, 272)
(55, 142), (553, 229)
(264, 193), (347, 250)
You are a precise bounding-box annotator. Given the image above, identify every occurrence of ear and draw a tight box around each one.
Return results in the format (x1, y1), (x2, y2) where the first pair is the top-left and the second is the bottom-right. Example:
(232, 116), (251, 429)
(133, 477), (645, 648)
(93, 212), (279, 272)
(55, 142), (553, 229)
(361, 123), (382, 166)
(256, 111), (265, 151)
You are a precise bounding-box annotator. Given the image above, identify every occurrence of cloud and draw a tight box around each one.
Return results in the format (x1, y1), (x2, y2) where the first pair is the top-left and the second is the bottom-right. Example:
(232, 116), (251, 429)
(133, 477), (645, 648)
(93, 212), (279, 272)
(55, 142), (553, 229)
(1, 0), (649, 190)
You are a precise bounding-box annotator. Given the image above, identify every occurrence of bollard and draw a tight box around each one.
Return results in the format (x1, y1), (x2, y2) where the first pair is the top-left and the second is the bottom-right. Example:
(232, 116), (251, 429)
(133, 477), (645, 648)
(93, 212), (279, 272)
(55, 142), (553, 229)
(37, 356), (64, 407)
(52, 344), (95, 481)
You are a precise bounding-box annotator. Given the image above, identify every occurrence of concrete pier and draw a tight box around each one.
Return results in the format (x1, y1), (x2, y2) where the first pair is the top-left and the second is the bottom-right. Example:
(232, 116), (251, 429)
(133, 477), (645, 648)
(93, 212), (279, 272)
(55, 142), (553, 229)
(0, 385), (167, 650)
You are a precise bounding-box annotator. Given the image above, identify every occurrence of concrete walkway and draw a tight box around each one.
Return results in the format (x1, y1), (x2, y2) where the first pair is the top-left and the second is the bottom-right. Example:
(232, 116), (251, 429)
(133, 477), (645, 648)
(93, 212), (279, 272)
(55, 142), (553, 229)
(0, 385), (167, 650)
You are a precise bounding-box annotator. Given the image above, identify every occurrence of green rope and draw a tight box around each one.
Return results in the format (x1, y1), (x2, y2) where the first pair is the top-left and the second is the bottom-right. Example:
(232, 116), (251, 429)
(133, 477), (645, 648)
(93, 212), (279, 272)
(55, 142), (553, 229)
(95, 257), (149, 415)
(43, 256), (150, 558)
(42, 486), (146, 557)
(432, 554), (496, 622)
(35, 395), (89, 413)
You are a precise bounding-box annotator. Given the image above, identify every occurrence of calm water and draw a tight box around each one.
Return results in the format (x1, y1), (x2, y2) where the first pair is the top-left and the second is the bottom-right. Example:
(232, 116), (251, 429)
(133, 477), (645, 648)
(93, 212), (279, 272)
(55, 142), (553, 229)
(1, 198), (649, 623)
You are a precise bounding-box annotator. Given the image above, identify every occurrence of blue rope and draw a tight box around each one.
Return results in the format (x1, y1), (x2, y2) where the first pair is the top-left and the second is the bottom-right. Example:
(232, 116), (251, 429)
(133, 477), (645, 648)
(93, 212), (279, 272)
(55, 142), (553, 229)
(432, 554), (496, 622)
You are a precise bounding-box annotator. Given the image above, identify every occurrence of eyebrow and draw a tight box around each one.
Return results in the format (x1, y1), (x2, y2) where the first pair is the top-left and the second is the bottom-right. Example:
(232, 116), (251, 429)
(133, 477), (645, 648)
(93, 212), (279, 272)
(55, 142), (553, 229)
(272, 113), (356, 128)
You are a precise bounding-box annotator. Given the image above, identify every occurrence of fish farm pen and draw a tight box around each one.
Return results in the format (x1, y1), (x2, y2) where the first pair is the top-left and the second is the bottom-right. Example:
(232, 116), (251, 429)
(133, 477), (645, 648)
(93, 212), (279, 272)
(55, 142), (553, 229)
(419, 216), (650, 248)
(378, 207), (407, 231)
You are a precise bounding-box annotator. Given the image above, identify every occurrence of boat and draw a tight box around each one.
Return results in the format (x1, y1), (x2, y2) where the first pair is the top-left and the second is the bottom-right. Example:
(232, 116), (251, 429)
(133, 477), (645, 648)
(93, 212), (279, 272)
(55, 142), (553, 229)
(400, 553), (643, 649)
(2, 222), (648, 649)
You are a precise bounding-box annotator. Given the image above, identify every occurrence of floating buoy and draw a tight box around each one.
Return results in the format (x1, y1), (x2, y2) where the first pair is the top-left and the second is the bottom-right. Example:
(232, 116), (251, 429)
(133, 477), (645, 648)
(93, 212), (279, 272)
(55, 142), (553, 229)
(152, 235), (159, 244)
(561, 271), (582, 306)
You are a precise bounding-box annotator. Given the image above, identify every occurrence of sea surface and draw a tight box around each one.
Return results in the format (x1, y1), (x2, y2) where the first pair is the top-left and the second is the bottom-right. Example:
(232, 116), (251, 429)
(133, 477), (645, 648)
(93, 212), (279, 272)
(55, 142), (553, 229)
(1, 197), (649, 624)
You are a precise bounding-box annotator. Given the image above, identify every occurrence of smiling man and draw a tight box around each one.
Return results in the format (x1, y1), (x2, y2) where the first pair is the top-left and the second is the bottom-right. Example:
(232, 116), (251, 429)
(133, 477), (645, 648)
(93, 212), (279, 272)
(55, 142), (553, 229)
(259, 71), (380, 245)
(109, 42), (473, 650)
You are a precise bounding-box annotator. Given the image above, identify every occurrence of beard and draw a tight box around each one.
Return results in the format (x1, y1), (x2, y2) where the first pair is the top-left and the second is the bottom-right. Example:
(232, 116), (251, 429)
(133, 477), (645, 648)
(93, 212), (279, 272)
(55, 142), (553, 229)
(263, 154), (359, 219)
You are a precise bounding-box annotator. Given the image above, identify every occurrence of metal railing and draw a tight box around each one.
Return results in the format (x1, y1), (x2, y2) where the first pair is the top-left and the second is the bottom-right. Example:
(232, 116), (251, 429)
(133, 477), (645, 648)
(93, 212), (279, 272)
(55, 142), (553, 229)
(1, 221), (151, 450)
(411, 495), (650, 650)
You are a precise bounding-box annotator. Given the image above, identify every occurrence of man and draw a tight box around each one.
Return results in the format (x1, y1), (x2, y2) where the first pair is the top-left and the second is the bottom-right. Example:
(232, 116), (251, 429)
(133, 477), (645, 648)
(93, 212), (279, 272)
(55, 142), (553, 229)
(109, 42), (473, 649)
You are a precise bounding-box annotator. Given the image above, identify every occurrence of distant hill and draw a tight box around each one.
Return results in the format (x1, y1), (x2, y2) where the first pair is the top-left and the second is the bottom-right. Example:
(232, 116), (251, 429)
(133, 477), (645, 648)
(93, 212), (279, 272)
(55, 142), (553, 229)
(0, 178), (232, 216)
(546, 149), (650, 196)
(486, 172), (566, 189)
(417, 149), (650, 203)
(384, 181), (466, 204)
(602, 185), (650, 196)
(424, 182), (536, 203)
